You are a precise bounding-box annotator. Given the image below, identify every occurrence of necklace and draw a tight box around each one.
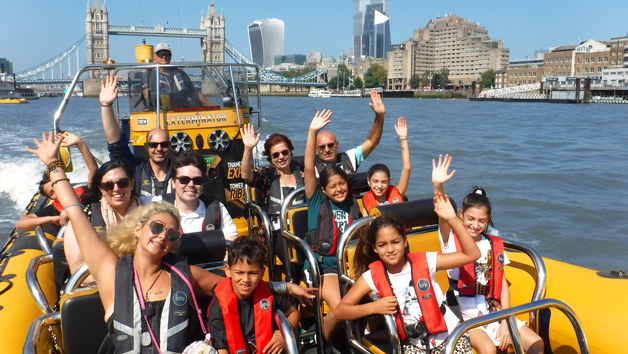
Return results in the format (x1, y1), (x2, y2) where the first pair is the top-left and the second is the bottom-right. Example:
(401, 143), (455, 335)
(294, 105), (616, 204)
(145, 268), (164, 302)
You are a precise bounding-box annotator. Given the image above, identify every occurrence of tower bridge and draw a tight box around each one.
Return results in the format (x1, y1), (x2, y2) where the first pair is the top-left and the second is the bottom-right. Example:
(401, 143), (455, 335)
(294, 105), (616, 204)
(15, 1), (326, 87)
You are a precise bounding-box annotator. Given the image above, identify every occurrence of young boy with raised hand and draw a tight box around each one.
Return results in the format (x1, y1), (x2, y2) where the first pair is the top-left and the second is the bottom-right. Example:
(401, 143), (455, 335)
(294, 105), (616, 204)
(208, 237), (300, 354)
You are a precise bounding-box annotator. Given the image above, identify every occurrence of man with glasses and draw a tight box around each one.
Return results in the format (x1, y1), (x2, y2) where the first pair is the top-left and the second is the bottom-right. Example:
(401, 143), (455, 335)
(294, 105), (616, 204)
(142, 43), (213, 110)
(100, 73), (173, 197)
(140, 150), (238, 240)
(314, 90), (386, 176)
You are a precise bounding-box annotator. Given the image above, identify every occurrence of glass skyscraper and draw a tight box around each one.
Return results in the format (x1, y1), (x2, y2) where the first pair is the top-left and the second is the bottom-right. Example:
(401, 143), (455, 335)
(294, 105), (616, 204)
(248, 19), (284, 69)
(352, 0), (391, 58)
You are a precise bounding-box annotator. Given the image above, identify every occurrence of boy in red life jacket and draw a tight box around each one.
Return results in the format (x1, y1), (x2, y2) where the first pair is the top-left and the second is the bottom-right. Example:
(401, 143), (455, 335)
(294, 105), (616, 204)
(208, 237), (300, 354)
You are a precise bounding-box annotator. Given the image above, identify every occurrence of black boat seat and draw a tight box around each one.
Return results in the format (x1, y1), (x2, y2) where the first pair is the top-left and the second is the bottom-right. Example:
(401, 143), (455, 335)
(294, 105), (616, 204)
(178, 229), (226, 266)
(52, 239), (70, 299)
(60, 287), (107, 354)
(370, 197), (458, 229)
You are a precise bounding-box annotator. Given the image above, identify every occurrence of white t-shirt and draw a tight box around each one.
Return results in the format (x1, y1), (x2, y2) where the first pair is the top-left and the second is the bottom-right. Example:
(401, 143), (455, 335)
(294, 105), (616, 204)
(439, 230), (509, 318)
(141, 195), (239, 238)
(362, 252), (460, 349)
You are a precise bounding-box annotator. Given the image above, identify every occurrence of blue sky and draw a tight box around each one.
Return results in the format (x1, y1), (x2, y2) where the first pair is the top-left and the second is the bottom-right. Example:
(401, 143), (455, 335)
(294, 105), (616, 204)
(2, 0), (627, 73)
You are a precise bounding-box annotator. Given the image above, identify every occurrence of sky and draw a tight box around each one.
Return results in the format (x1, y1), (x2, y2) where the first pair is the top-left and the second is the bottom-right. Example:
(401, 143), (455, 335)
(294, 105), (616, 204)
(2, 0), (627, 74)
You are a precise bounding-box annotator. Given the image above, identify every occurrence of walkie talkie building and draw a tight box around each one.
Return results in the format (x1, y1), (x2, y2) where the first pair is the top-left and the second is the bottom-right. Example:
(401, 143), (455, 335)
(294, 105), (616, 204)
(248, 19), (284, 69)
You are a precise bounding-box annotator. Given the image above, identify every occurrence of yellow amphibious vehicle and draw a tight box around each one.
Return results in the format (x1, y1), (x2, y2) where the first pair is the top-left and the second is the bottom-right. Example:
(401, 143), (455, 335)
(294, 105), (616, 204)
(1, 47), (627, 354)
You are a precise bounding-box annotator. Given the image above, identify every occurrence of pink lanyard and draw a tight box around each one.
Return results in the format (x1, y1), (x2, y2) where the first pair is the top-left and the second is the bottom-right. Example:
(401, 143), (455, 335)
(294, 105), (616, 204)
(132, 260), (208, 354)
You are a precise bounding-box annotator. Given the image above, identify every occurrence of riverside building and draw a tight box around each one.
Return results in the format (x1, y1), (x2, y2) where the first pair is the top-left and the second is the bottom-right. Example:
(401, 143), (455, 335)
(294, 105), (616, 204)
(385, 14), (509, 89)
(352, 0), (391, 59)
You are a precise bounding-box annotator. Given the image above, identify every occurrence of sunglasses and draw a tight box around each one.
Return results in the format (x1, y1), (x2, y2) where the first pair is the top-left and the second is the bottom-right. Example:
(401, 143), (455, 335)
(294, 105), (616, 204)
(316, 142), (336, 151)
(271, 149), (290, 159)
(148, 141), (171, 149)
(100, 177), (131, 192)
(156, 51), (172, 58)
(148, 220), (182, 242)
(175, 176), (204, 186)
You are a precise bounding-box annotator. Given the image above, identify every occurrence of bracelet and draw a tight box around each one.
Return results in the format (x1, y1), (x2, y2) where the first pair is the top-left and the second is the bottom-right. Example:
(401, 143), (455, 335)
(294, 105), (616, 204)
(270, 281), (288, 294)
(45, 160), (64, 177)
(63, 203), (85, 211)
(398, 138), (407, 141)
(50, 178), (70, 188)
(101, 103), (112, 107)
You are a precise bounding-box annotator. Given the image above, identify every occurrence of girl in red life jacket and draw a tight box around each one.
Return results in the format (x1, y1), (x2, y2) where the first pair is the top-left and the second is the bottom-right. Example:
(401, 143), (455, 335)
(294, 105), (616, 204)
(361, 117), (412, 217)
(335, 193), (481, 354)
(432, 155), (544, 354)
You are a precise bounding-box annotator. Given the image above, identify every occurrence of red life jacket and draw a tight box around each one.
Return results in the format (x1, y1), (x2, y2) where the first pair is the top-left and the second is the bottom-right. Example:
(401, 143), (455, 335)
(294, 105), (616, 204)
(362, 185), (403, 215)
(452, 233), (504, 302)
(213, 277), (273, 354)
(51, 187), (86, 212)
(368, 253), (448, 340)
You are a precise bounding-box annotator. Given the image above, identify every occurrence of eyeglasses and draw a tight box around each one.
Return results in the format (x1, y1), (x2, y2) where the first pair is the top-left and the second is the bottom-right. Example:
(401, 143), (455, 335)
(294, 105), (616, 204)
(148, 141), (171, 149)
(148, 220), (181, 242)
(155, 51), (172, 58)
(100, 177), (131, 192)
(316, 142), (337, 151)
(271, 149), (290, 159)
(175, 176), (204, 186)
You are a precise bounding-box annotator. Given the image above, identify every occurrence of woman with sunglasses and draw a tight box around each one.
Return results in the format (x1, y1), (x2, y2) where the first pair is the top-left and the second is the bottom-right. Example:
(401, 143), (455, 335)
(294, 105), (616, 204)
(240, 125), (305, 263)
(63, 158), (141, 283)
(27, 132), (316, 354)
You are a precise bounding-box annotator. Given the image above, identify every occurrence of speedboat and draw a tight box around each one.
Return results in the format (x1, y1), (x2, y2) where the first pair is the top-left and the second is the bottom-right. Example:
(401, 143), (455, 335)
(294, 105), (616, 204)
(2, 46), (627, 354)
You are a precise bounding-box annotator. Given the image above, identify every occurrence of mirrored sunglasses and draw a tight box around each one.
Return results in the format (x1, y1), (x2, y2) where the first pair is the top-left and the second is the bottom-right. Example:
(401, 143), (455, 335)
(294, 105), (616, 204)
(100, 177), (131, 192)
(175, 176), (204, 185)
(148, 220), (181, 242)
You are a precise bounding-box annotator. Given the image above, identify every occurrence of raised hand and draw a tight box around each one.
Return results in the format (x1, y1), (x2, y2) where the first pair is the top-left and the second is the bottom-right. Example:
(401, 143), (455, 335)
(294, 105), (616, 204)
(368, 90), (385, 116)
(432, 154), (456, 186)
(394, 117), (407, 139)
(57, 132), (82, 148)
(240, 123), (260, 150)
(99, 73), (119, 106)
(372, 296), (398, 316)
(433, 191), (456, 221)
(26, 131), (63, 165)
(309, 109), (332, 131)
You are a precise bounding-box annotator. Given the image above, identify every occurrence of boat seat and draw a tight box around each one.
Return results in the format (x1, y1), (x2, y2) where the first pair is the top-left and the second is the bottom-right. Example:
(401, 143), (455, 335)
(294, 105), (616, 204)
(178, 229), (226, 267)
(370, 197), (457, 229)
(60, 287), (107, 354)
(52, 239), (70, 299)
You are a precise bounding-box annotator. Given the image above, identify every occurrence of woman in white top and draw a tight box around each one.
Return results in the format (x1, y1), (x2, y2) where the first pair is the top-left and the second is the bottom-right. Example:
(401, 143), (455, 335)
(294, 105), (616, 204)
(432, 154), (543, 354)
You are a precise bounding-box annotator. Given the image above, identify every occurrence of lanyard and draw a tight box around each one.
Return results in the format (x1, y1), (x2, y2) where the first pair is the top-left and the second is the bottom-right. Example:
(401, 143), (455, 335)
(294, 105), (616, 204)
(132, 260), (208, 353)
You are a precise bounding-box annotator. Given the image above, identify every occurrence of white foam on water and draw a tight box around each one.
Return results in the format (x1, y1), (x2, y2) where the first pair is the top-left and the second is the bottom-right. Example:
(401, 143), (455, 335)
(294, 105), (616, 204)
(0, 147), (111, 212)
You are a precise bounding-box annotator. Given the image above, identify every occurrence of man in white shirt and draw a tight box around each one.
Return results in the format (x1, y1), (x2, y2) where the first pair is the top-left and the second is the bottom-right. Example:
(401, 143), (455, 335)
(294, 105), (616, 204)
(141, 150), (238, 241)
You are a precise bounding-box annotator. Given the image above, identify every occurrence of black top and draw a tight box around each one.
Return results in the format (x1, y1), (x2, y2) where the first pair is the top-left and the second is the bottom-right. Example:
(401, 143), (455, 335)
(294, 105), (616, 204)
(34, 204), (60, 217)
(207, 289), (292, 351)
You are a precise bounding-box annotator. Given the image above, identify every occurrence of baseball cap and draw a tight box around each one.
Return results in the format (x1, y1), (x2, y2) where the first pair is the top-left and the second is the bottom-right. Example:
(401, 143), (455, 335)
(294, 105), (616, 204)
(154, 43), (171, 53)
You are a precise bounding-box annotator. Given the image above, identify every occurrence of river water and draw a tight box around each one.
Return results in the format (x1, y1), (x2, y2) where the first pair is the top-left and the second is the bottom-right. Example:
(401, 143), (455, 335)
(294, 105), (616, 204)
(0, 96), (626, 271)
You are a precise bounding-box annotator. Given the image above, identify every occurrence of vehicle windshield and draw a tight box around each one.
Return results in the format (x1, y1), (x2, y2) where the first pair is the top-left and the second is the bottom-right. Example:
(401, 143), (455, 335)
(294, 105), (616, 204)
(123, 64), (249, 113)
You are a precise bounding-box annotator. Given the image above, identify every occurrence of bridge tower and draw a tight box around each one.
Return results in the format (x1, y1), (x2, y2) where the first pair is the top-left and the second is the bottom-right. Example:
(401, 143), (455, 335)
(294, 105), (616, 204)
(85, 0), (109, 78)
(200, 2), (225, 63)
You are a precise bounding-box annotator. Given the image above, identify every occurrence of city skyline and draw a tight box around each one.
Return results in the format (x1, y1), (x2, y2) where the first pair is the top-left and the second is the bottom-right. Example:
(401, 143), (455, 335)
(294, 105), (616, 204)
(1, 0), (627, 73)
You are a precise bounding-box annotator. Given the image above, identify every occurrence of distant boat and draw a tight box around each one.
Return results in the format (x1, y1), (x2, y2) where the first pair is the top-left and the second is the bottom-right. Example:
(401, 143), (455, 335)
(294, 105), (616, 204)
(308, 88), (331, 98)
(0, 73), (38, 100)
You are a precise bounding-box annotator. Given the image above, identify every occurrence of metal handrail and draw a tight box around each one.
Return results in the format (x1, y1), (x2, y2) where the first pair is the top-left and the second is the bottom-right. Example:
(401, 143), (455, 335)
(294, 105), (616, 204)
(56, 225), (66, 240)
(228, 65), (242, 135)
(244, 201), (275, 280)
(54, 62), (259, 133)
(62, 264), (91, 295)
(369, 292), (401, 354)
(23, 312), (61, 354)
(502, 238), (547, 331)
(274, 310), (299, 354)
(34, 227), (52, 254)
(26, 254), (54, 314)
(443, 298), (589, 354)
(279, 186), (325, 354)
